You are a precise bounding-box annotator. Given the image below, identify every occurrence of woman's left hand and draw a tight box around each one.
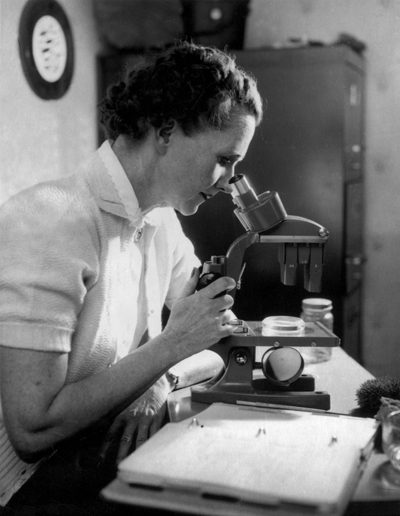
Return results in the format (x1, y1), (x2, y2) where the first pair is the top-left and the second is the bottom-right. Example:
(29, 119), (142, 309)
(99, 376), (170, 465)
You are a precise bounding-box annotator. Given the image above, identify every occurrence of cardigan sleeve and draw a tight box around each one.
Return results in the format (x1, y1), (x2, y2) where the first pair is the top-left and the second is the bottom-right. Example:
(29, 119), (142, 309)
(0, 182), (100, 353)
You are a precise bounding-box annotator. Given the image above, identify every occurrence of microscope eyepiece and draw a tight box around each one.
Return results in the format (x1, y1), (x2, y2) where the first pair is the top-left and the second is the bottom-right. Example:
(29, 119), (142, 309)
(229, 174), (244, 184)
(229, 174), (258, 206)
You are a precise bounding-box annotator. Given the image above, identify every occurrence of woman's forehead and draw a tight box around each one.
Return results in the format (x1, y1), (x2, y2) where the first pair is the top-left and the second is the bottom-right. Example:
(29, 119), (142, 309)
(211, 113), (256, 141)
(192, 115), (255, 158)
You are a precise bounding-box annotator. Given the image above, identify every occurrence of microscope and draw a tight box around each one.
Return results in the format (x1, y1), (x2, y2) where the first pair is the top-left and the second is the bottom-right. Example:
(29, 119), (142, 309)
(192, 174), (340, 410)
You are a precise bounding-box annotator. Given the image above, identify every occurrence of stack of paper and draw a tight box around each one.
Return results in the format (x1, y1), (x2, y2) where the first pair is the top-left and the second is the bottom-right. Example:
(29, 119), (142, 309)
(118, 403), (377, 515)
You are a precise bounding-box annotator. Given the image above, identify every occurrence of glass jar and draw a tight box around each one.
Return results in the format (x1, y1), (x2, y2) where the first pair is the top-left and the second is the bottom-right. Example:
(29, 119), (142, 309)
(300, 298), (334, 364)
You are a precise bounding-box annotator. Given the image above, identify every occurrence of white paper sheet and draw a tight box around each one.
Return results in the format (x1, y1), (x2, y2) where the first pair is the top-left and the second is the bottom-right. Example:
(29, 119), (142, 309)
(118, 403), (377, 511)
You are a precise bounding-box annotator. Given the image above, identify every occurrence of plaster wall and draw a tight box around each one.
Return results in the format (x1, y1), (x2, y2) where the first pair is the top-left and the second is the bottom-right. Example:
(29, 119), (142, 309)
(0, 0), (101, 204)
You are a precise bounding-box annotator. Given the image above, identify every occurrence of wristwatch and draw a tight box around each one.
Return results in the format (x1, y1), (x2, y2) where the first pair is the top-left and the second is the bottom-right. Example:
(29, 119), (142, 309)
(165, 370), (179, 391)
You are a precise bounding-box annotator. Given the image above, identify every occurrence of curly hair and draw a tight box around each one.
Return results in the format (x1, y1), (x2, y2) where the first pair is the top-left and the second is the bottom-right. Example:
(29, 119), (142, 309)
(100, 41), (263, 141)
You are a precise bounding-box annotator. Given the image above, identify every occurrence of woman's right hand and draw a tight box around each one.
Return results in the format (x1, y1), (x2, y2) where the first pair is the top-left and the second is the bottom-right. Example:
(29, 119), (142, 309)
(162, 275), (237, 359)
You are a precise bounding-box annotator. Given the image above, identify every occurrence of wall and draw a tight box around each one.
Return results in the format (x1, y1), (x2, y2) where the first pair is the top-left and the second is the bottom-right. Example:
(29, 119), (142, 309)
(0, 0), (102, 206)
(245, 0), (400, 377)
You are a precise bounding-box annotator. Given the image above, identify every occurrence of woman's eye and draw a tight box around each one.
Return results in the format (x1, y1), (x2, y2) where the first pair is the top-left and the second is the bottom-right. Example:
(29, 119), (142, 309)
(218, 157), (232, 166)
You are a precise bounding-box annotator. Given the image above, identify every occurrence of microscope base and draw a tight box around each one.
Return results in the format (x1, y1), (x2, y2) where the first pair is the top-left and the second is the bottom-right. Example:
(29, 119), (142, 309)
(252, 374), (316, 391)
(191, 383), (331, 410)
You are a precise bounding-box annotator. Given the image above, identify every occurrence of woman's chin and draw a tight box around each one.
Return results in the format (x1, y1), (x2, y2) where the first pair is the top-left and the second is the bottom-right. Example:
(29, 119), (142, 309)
(178, 205), (200, 216)
(177, 197), (203, 216)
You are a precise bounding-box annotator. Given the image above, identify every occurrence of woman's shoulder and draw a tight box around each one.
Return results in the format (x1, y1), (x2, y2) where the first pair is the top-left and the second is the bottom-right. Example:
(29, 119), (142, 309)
(0, 174), (100, 240)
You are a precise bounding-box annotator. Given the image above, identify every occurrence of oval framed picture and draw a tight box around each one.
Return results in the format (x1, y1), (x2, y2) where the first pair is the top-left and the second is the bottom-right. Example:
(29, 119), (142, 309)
(18, 0), (74, 100)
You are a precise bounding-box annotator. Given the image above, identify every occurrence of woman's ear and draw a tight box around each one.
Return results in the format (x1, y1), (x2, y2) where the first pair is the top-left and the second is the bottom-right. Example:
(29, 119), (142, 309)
(157, 120), (177, 147)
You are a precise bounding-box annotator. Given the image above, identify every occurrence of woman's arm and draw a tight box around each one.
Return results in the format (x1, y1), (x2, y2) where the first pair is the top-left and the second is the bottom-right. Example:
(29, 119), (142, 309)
(0, 276), (236, 462)
(168, 350), (224, 390)
(0, 335), (170, 462)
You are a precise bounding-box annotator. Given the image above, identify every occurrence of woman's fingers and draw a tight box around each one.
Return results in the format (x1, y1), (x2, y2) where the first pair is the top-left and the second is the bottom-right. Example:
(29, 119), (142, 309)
(220, 310), (237, 325)
(116, 419), (138, 463)
(215, 293), (235, 312)
(198, 276), (236, 299)
(115, 406), (167, 462)
(180, 267), (201, 298)
(98, 417), (122, 464)
(134, 413), (153, 451)
(148, 403), (167, 439)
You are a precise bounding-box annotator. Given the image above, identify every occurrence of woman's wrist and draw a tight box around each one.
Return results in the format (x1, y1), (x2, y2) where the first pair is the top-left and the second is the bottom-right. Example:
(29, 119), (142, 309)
(154, 330), (183, 368)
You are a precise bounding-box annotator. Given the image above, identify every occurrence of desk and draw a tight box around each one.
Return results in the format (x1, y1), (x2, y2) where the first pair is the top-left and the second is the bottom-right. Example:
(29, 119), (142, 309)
(102, 348), (400, 516)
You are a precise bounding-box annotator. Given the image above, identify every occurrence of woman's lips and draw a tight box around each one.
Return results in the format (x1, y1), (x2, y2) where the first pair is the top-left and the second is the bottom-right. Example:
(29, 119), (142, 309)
(200, 192), (212, 201)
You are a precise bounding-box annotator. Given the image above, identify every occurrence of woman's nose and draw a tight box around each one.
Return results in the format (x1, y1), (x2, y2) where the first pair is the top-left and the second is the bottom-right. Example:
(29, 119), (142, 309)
(216, 180), (233, 194)
(217, 169), (235, 194)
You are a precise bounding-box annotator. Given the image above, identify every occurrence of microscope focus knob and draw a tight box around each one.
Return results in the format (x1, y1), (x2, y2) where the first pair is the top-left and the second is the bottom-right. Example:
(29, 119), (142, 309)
(196, 255), (226, 291)
(196, 272), (222, 290)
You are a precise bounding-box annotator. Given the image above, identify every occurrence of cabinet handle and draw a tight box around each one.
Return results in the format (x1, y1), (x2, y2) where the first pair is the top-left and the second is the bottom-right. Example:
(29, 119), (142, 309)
(346, 255), (366, 266)
(350, 84), (360, 106)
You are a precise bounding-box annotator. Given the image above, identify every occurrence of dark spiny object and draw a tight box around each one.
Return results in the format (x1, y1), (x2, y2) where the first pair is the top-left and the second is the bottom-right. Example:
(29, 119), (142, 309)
(356, 377), (400, 412)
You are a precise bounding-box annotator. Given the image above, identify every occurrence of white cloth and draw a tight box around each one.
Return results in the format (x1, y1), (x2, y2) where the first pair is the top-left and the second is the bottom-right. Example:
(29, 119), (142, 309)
(0, 140), (199, 505)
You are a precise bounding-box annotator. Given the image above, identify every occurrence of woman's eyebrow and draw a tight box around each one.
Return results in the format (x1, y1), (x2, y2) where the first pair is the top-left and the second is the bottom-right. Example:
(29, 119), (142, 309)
(219, 152), (242, 160)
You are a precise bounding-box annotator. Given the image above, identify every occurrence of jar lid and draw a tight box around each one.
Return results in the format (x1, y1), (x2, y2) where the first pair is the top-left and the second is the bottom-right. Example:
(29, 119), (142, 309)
(302, 298), (332, 310)
(262, 316), (305, 336)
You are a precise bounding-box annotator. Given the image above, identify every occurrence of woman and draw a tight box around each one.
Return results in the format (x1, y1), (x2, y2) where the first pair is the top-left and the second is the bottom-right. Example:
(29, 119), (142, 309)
(0, 41), (263, 510)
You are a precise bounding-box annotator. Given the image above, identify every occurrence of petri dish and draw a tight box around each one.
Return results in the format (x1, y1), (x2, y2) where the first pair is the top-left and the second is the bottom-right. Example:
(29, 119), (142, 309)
(261, 315), (305, 336)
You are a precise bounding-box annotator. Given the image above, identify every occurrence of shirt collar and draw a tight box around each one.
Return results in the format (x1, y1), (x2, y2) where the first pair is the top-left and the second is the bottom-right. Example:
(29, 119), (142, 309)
(97, 140), (167, 229)
(97, 140), (145, 226)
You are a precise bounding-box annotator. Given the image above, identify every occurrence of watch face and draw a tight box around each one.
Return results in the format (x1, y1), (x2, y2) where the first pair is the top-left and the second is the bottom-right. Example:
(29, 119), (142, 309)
(18, 0), (74, 99)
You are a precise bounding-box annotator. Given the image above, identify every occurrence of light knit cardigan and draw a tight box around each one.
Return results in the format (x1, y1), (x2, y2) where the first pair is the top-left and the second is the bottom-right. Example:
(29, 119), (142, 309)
(0, 141), (199, 505)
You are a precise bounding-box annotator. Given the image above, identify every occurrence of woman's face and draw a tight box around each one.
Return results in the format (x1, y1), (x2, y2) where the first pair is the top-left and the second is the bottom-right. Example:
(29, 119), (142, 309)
(161, 112), (256, 216)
